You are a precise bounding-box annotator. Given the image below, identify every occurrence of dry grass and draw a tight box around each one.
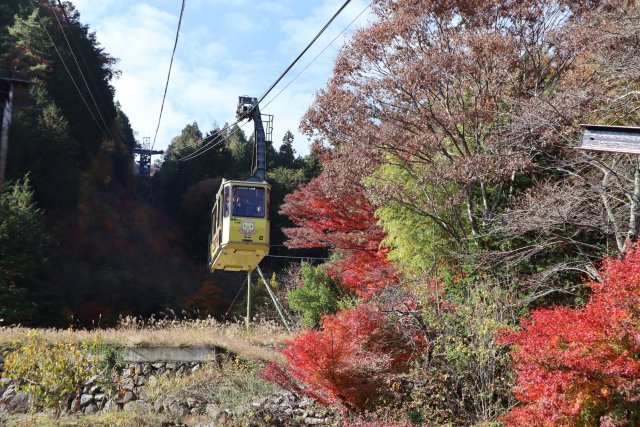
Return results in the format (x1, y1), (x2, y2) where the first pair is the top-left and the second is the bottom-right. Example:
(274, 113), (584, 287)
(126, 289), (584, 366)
(0, 317), (290, 362)
(143, 354), (279, 413)
(2, 410), (173, 427)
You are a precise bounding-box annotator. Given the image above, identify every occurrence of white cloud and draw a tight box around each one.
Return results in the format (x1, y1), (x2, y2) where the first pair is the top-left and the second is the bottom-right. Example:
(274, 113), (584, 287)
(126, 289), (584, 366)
(68, 0), (373, 156)
(255, 1), (294, 17)
(69, 0), (127, 22)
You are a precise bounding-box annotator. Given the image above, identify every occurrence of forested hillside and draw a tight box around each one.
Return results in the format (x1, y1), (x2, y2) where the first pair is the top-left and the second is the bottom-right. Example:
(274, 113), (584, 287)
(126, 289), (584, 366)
(0, 2), (319, 327)
(0, 1), (204, 326)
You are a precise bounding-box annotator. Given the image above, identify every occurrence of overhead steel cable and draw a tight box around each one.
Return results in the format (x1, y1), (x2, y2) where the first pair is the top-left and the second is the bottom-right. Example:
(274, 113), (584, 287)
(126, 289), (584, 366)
(180, 0), (356, 162)
(29, 0), (110, 140)
(266, 254), (330, 260)
(55, 0), (114, 126)
(178, 121), (249, 162)
(221, 272), (253, 322)
(176, 119), (242, 161)
(51, 0), (114, 140)
(262, 2), (370, 110)
(152, 0), (187, 150)
(177, 134), (227, 162)
(254, 0), (353, 109)
(185, 120), (244, 154)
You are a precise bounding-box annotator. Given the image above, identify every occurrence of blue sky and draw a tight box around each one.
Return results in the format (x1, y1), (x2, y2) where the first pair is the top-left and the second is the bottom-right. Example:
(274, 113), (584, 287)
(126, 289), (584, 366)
(68, 0), (372, 156)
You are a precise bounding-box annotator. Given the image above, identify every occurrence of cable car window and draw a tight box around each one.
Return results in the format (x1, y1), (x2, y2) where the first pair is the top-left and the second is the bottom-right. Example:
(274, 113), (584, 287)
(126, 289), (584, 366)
(223, 186), (230, 217)
(232, 186), (265, 218)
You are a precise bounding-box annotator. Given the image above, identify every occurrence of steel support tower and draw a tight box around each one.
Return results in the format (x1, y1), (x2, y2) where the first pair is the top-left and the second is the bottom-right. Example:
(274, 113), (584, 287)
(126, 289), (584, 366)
(133, 137), (163, 203)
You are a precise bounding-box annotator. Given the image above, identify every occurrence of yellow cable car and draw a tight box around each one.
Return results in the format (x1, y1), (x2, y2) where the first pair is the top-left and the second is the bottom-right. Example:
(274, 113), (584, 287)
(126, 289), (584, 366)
(206, 97), (291, 331)
(208, 96), (271, 272)
(208, 179), (270, 272)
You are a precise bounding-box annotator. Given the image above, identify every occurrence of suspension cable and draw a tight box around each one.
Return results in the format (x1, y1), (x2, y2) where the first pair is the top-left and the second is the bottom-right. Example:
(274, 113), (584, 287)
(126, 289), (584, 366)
(266, 254), (330, 260)
(254, 0), (353, 108)
(176, 119), (242, 161)
(52, 0), (114, 140)
(176, 1), (357, 161)
(55, 0), (113, 119)
(262, 2), (370, 110)
(29, 0), (110, 140)
(177, 121), (248, 162)
(152, 0), (186, 150)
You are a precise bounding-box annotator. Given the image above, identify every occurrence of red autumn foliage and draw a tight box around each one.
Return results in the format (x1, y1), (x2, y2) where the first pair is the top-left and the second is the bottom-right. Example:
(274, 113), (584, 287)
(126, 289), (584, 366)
(183, 281), (223, 316)
(499, 245), (640, 426)
(263, 303), (426, 410)
(280, 177), (397, 297)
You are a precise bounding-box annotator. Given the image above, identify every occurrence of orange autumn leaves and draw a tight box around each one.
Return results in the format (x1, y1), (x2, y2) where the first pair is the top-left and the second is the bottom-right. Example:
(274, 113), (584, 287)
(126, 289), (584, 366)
(500, 246), (640, 426)
(263, 303), (426, 410)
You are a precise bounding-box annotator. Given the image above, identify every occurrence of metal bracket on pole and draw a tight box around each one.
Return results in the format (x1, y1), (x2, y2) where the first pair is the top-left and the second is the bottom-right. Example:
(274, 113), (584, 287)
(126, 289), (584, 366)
(255, 265), (291, 332)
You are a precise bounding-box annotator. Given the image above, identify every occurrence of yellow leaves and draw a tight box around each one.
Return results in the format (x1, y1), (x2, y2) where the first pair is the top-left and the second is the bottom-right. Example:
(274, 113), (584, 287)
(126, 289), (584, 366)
(2, 332), (100, 412)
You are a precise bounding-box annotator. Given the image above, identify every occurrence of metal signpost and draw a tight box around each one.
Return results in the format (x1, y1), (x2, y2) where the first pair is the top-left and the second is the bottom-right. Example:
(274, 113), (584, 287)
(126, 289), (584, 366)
(580, 124), (640, 154)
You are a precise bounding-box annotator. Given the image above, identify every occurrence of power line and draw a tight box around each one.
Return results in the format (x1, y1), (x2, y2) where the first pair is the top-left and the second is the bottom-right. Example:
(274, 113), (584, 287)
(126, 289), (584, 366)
(29, 0), (110, 140)
(255, 0), (353, 108)
(174, 0), (356, 162)
(178, 120), (249, 162)
(52, 0), (114, 140)
(176, 120), (242, 161)
(266, 254), (330, 260)
(178, 1), (356, 163)
(54, 0), (113, 126)
(262, 2), (370, 110)
(152, 0), (186, 150)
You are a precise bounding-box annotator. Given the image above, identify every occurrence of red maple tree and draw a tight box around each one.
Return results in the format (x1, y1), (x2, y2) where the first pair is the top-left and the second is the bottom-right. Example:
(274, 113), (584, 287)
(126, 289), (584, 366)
(263, 303), (426, 410)
(500, 245), (640, 426)
(280, 177), (397, 297)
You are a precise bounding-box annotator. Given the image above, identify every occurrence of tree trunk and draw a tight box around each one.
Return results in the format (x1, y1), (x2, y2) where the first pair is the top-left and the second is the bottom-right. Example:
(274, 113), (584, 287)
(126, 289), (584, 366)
(467, 185), (479, 237)
(626, 158), (640, 249)
(600, 169), (625, 253)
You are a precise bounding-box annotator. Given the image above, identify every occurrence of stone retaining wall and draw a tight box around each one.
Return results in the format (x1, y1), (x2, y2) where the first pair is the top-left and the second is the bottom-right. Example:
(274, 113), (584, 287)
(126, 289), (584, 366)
(0, 348), (340, 426)
(0, 360), (207, 415)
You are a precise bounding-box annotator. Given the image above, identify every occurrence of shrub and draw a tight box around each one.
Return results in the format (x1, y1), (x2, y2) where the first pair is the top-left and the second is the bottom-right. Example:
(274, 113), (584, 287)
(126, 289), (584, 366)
(2, 332), (100, 413)
(263, 303), (426, 410)
(0, 176), (48, 324)
(143, 355), (278, 415)
(435, 279), (515, 422)
(499, 244), (640, 426)
(286, 262), (342, 328)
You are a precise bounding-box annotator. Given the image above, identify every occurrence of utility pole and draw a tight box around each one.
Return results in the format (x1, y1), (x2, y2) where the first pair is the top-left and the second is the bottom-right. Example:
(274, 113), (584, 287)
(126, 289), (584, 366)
(0, 78), (33, 188)
(245, 266), (291, 332)
(132, 136), (163, 203)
